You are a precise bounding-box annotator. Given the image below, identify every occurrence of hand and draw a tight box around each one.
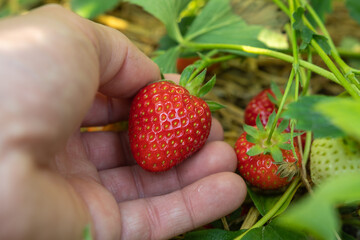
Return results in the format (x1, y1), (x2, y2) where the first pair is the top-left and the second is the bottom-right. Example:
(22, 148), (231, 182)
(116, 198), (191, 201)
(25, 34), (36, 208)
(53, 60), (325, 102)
(0, 5), (246, 240)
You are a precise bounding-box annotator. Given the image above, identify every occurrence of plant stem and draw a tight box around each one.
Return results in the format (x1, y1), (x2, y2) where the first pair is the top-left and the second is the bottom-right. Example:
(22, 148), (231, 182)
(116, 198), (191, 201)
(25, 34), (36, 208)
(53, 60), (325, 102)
(240, 207), (260, 230)
(184, 42), (339, 83)
(266, 68), (295, 144)
(234, 178), (301, 240)
(221, 216), (230, 231)
(311, 40), (360, 99)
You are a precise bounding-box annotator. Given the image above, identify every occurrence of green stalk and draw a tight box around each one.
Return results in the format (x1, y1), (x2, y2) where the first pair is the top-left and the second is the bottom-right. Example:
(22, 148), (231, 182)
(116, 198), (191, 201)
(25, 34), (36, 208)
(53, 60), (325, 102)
(311, 40), (360, 99)
(301, 0), (360, 88)
(234, 178), (301, 240)
(184, 42), (339, 83)
(266, 68), (295, 144)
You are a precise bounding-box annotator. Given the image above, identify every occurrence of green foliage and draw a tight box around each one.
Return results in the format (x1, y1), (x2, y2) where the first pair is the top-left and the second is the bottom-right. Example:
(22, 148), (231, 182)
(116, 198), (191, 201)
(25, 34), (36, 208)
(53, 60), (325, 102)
(70, 0), (121, 19)
(275, 174), (360, 240)
(242, 222), (309, 240)
(126, 0), (191, 42)
(153, 46), (180, 74)
(83, 224), (92, 240)
(315, 98), (360, 141)
(183, 0), (264, 47)
(0, 0), (42, 17)
(293, 7), (331, 54)
(307, 0), (332, 26)
(282, 95), (345, 138)
(346, 0), (360, 24)
(184, 228), (245, 240)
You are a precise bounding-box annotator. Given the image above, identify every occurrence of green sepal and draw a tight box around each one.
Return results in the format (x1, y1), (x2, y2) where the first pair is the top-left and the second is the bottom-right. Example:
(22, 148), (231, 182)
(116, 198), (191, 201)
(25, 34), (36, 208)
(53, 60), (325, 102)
(206, 101), (225, 111)
(255, 115), (265, 131)
(270, 81), (283, 102)
(266, 111), (277, 129)
(198, 75), (216, 98)
(185, 69), (207, 95)
(243, 124), (259, 138)
(278, 143), (292, 150)
(247, 145), (264, 156)
(276, 120), (289, 134)
(246, 134), (257, 144)
(179, 65), (196, 87)
(270, 146), (283, 163)
(267, 93), (278, 105)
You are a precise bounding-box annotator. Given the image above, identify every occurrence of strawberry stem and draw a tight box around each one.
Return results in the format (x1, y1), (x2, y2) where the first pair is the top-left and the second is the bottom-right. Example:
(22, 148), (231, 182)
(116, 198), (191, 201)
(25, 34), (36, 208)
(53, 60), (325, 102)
(266, 68), (295, 144)
(234, 177), (301, 240)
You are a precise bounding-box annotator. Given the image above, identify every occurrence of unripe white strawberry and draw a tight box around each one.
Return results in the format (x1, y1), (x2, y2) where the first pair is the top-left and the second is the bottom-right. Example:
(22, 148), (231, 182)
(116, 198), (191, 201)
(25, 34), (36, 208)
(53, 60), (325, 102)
(310, 137), (360, 185)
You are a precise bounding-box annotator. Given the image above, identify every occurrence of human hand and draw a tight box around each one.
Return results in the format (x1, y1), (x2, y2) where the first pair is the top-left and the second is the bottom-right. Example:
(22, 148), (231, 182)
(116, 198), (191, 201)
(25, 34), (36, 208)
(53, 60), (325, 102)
(0, 5), (246, 240)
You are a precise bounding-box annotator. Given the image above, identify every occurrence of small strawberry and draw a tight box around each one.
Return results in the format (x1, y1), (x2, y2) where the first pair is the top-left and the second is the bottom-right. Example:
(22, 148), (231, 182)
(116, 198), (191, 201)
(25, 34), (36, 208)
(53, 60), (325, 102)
(128, 66), (223, 172)
(244, 88), (277, 126)
(235, 114), (302, 190)
(310, 137), (360, 185)
(244, 84), (307, 147)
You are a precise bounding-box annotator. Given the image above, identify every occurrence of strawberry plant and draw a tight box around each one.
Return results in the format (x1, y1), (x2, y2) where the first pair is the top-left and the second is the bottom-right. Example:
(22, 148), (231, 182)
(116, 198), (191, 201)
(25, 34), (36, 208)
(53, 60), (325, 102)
(123, 0), (360, 239)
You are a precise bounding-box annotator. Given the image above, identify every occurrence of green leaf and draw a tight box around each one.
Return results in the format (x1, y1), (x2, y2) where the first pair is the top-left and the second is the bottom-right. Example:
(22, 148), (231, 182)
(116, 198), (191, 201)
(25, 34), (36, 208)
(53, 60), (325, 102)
(198, 75), (216, 98)
(70, 0), (121, 19)
(281, 95), (345, 138)
(308, 0), (333, 26)
(293, 7), (305, 31)
(313, 34), (331, 55)
(126, 0), (191, 41)
(276, 174), (360, 240)
(206, 101), (225, 111)
(299, 27), (314, 50)
(242, 221), (308, 240)
(346, 0), (360, 24)
(247, 145), (264, 156)
(184, 0), (264, 48)
(247, 187), (282, 216)
(315, 98), (360, 142)
(153, 46), (180, 74)
(184, 228), (245, 240)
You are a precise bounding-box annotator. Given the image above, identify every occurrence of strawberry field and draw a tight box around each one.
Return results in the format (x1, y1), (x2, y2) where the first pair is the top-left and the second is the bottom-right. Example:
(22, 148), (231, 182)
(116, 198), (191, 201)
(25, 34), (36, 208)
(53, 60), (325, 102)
(3, 0), (360, 239)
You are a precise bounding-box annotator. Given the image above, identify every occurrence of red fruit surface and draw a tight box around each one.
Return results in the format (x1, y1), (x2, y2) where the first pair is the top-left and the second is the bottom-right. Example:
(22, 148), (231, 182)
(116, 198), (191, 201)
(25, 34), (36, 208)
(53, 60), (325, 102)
(235, 132), (301, 190)
(176, 57), (220, 73)
(128, 81), (212, 172)
(244, 89), (276, 126)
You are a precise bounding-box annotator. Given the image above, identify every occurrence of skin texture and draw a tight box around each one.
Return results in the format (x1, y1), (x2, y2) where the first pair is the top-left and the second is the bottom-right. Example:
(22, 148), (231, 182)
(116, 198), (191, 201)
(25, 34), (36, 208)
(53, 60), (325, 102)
(0, 5), (247, 240)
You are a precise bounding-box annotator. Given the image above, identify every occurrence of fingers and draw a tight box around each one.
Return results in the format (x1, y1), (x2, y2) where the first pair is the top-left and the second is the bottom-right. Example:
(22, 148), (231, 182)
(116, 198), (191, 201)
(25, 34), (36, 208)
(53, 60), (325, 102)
(81, 118), (223, 170)
(98, 141), (237, 202)
(0, 4), (159, 159)
(118, 172), (247, 240)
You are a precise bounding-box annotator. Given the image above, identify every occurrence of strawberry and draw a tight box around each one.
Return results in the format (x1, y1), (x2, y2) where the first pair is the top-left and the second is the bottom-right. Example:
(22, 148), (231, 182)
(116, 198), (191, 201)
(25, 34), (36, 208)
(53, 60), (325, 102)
(128, 66), (222, 172)
(244, 88), (277, 127)
(244, 84), (308, 147)
(235, 114), (302, 190)
(310, 137), (360, 185)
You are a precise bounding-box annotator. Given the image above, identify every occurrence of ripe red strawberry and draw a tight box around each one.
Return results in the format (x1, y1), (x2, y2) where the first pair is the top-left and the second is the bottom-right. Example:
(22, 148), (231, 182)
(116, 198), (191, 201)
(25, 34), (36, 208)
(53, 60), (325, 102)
(244, 89), (276, 126)
(235, 114), (302, 190)
(128, 66), (222, 172)
(244, 85), (308, 147)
